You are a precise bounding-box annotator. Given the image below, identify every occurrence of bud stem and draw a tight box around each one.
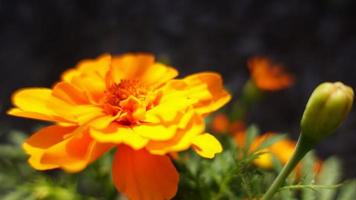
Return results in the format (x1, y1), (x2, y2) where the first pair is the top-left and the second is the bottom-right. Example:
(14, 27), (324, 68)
(262, 134), (315, 200)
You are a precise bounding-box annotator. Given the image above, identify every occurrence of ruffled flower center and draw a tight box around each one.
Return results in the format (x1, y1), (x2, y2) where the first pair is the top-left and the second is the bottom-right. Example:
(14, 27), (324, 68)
(103, 80), (160, 125)
(106, 80), (147, 105)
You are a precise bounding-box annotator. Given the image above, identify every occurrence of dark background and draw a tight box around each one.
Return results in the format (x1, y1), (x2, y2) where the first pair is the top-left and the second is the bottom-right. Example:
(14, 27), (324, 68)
(0, 0), (356, 177)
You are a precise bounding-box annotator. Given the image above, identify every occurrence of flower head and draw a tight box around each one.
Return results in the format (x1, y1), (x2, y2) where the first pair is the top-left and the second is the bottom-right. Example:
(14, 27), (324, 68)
(248, 57), (294, 91)
(211, 113), (246, 134)
(211, 113), (230, 133)
(8, 53), (231, 200)
(301, 82), (354, 142)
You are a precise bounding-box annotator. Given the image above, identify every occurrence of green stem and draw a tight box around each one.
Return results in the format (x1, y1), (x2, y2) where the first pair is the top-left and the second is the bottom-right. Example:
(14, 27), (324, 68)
(262, 134), (315, 200)
(230, 80), (263, 121)
(279, 183), (343, 191)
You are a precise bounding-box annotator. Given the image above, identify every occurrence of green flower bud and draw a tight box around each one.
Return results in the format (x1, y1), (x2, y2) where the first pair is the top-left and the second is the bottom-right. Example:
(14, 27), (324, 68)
(301, 82), (354, 142)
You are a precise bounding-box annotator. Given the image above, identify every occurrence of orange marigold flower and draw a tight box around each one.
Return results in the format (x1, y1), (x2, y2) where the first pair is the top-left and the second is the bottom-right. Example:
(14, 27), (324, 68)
(235, 131), (296, 168)
(211, 113), (230, 134)
(234, 132), (321, 174)
(228, 120), (246, 133)
(211, 113), (246, 134)
(8, 53), (231, 200)
(248, 57), (294, 91)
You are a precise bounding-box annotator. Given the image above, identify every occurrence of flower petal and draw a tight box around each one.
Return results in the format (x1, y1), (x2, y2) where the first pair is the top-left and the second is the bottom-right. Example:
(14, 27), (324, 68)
(108, 54), (177, 87)
(9, 88), (66, 122)
(41, 129), (112, 172)
(141, 63), (178, 88)
(112, 145), (179, 200)
(145, 95), (191, 123)
(61, 55), (110, 103)
(183, 72), (231, 115)
(191, 133), (222, 159)
(46, 96), (104, 125)
(248, 57), (294, 91)
(7, 108), (70, 123)
(146, 113), (205, 155)
(90, 124), (148, 150)
(70, 74), (106, 103)
(8, 88), (103, 125)
(89, 114), (120, 130)
(52, 81), (89, 104)
(62, 54), (111, 82)
(24, 125), (112, 172)
(108, 53), (155, 84)
(22, 125), (76, 170)
(133, 124), (178, 141)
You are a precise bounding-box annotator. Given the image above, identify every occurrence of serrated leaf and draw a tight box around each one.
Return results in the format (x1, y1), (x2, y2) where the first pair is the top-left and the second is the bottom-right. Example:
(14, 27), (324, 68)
(255, 134), (287, 151)
(244, 125), (259, 152)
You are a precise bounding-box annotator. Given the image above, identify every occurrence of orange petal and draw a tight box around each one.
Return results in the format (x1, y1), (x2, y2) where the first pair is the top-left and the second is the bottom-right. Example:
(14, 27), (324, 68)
(140, 63), (178, 88)
(229, 120), (246, 133)
(90, 123), (148, 150)
(133, 124), (178, 141)
(107, 54), (178, 87)
(183, 72), (231, 115)
(108, 53), (155, 84)
(211, 113), (230, 134)
(7, 108), (71, 123)
(11, 88), (52, 113)
(61, 55), (110, 103)
(52, 81), (89, 104)
(191, 133), (223, 158)
(146, 113), (205, 155)
(89, 114), (120, 130)
(71, 75), (106, 103)
(112, 145), (179, 200)
(46, 96), (104, 125)
(41, 129), (113, 172)
(253, 152), (274, 169)
(145, 94), (191, 123)
(248, 57), (294, 91)
(24, 125), (112, 172)
(40, 130), (92, 172)
(8, 88), (68, 123)
(23, 125), (76, 170)
(8, 88), (95, 124)
(62, 54), (111, 82)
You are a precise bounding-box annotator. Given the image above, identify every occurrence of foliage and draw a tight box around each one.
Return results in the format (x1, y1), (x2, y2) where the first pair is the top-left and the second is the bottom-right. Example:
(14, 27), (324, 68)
(1, 125), (354, 200)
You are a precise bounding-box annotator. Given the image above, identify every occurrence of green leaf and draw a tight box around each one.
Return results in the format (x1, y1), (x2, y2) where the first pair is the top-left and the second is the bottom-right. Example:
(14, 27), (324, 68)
(0, 145), (25, 158)
(337, 180), (356, 200)
(255, 134), (287, 151)
(243, 125), (259, 152)
(301, 151), (317, 200)
(7, 130), (27, 146)
(316, 157), (342, 200)
(2, 191), (32, 200)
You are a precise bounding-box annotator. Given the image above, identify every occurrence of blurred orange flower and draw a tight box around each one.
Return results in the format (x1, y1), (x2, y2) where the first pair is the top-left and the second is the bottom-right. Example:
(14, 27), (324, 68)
(211, 113), (246, 134)
(235, 132), (295, 169)
(8, 53), (231, 200)
(211, 113), (229, 133)
(248, 57), (294, 91)
(235, 132), (322, 173)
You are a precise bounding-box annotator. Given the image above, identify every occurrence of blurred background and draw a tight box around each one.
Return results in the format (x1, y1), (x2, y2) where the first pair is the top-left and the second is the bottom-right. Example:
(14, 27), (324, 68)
(0, 0), (355, 177)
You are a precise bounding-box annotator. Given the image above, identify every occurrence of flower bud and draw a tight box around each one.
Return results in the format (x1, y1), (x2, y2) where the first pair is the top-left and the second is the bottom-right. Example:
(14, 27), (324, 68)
(301, 82), (353, 142)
